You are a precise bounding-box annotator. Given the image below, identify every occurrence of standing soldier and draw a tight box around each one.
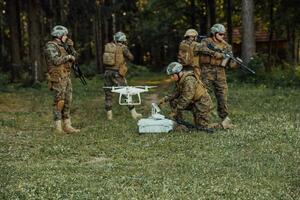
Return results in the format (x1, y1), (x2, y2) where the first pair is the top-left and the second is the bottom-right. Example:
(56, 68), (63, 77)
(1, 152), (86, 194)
(177, 29), (201, 80)
(159, 62), (222, 131)
(103, 31), (142, 120)
(199, 24), (237, 128)
(44, 25), (80, 133)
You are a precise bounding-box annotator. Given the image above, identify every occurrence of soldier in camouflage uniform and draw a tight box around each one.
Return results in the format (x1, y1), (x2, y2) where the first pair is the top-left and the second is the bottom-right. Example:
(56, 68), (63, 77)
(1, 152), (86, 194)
(159, 62), (221, 130)
(103, 31), (142, 120)
(199, 24), (237, 129)
(177, 29), (201, 79)
(44, 25), (80, 133)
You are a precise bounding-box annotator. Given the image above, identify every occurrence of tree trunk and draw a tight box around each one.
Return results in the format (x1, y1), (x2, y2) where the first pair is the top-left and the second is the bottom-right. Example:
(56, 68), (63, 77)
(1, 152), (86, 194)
(95, 1), (104, 73)
(0, 5), (4, 69)
(241, 0), (255, 64)
(297, 39), (300, 64)
(190, 0), (196, 28)
(28, 0), (43, 83)
(225, 0), (233, 44)
(266, 0), (274, 72)
(287, 24), (296, 66)
(206, 0), (216, 30)
(7, 0), (22, 82)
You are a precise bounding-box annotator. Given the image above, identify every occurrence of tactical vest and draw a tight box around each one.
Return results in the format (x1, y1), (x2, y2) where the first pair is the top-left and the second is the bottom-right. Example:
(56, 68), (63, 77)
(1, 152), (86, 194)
(46, 40), (71, 81)
(178, 40), (199, 68)
(200, 37), (226, 66)
(103, 42), (125, 70)
(178, 72), (207, 102)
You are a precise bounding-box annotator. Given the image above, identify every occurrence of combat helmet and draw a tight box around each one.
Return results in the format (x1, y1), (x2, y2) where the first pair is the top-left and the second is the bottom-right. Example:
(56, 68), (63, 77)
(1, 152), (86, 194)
(166, 62), (183, 75)
(184, 29), (198, 37)
(113, 31), (127, 42)
(210, 24), (226, 35)
(51, 25), (68, 37)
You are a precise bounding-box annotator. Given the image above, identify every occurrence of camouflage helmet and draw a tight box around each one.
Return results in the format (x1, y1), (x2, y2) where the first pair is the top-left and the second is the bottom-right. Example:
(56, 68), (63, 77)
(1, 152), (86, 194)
(166, 62), (183, 75)
(113, 31), (127, 42)
(184, 29), (198, 37)
(210, 24), (226, 35)
(51, 25), (68, 37)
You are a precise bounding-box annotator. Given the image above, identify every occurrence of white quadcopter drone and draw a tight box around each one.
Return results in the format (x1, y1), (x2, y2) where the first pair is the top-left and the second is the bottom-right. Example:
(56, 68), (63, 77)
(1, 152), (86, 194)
(103, 86), (157, 105)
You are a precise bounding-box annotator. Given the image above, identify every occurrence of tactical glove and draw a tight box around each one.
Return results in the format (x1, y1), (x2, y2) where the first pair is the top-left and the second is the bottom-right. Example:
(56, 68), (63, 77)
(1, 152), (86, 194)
(67, 55), (75, 62)
(158, 96), (168, 106)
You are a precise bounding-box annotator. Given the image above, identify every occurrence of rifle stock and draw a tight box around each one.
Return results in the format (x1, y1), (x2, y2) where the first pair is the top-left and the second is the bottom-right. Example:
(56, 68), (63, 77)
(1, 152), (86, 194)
(175, 119), (214, 133)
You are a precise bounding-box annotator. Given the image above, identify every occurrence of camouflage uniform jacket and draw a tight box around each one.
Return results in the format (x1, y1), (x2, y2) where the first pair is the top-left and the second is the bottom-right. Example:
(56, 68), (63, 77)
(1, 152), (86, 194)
(44, 39), (76, 80)
(199, 37), (233, 66)
(167, 72), (207, 111)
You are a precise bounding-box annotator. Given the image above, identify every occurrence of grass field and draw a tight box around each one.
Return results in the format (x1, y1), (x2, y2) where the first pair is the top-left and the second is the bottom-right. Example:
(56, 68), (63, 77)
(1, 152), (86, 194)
(0, 73), (299, 199)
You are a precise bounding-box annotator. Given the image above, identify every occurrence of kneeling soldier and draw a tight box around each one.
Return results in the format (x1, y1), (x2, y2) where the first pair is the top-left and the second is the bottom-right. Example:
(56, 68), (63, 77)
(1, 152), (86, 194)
(159, 62), (222, 131)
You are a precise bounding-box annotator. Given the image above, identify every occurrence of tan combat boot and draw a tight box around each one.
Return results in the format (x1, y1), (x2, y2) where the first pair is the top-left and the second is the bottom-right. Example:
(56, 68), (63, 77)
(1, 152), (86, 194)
(63, 118), (80, 134)
(107, 110), (113, 120)
(54, 120), (63, 133)
(221, 117), (234, 129)
(130, 108), (142, 119)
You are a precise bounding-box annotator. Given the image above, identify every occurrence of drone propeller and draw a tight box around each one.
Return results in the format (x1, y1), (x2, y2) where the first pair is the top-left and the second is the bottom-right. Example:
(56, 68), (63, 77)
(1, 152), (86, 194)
(135, 86), (157, 89)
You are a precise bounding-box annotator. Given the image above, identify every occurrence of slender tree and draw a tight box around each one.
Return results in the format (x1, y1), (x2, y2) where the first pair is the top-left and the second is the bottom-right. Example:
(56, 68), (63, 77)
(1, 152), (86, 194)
(266, 0), (274, 72)
(28, 0), (43, 83)
(95, 0), (104, 73)
(7, 0), (22, 82)
(225, 0), (233, 44)
(206, 0), (216, 29)
(241, 0), (255, 64)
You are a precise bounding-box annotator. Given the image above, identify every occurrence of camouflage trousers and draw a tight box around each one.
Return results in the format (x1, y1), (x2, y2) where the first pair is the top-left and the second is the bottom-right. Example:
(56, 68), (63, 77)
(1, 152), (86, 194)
(50, 76), (72, 121)
(201, 65), (228, 119)
(104, 70), (134, 111)
(170, 92), (212, 127)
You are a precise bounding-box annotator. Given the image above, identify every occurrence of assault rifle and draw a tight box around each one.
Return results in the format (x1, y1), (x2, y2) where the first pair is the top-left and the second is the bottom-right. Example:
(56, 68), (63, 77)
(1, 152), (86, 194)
(175, 119), (214, 134)
(72, 62), (87, 85)
(207, 43), (256, 75)
(64, 42), (87, 85)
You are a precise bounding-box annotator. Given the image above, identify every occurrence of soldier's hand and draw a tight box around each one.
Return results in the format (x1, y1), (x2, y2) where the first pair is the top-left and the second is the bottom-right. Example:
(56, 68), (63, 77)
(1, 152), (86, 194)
(214, 52), (225, 59)
(158, 96), (168, 107)
(169, 112), (177, 119)
(67, 55), (75, 62)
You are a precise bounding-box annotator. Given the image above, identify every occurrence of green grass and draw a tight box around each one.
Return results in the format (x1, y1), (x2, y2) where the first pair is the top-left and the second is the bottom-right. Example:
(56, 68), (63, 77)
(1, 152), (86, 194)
(0, 73), (299, 199)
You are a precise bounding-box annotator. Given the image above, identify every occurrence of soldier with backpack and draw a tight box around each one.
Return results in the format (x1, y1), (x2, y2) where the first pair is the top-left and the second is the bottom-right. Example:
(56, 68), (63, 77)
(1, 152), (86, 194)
(177, 29), (202, 80)
(103, 31), (142, 120)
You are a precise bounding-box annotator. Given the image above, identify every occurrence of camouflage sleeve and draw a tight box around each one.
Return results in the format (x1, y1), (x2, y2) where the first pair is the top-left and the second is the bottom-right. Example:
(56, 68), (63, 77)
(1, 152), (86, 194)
(165, 85), (180, 102)
(193, 42), (202, 56)
(176, 76), (197, 110)
(123, 45), (134, 61)
(199, 39), (216, 56)
(44, 43), (70, 66)
(224, 43), (233, 56)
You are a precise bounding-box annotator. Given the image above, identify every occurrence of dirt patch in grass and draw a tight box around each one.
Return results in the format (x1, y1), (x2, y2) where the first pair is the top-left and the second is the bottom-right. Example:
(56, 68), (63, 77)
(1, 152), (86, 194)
(0, 94), (31, 112)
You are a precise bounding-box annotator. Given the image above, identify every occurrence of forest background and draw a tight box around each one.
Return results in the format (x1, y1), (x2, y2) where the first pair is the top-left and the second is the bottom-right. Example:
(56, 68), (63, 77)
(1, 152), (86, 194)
(1, 0), (300, 85)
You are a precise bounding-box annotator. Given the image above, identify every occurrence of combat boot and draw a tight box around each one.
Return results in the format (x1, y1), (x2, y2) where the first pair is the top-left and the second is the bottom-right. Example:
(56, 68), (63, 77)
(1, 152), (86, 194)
(221, 117), (234, 129)
(54, 120), (63, 133)
(130, 108), (142, 119)
(107, 110), (113, 120)
(63, 118), (80, 134)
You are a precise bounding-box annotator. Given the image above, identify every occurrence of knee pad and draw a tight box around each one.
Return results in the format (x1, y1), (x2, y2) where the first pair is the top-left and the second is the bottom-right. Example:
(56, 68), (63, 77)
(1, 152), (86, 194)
(56, 100), (65, 111)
